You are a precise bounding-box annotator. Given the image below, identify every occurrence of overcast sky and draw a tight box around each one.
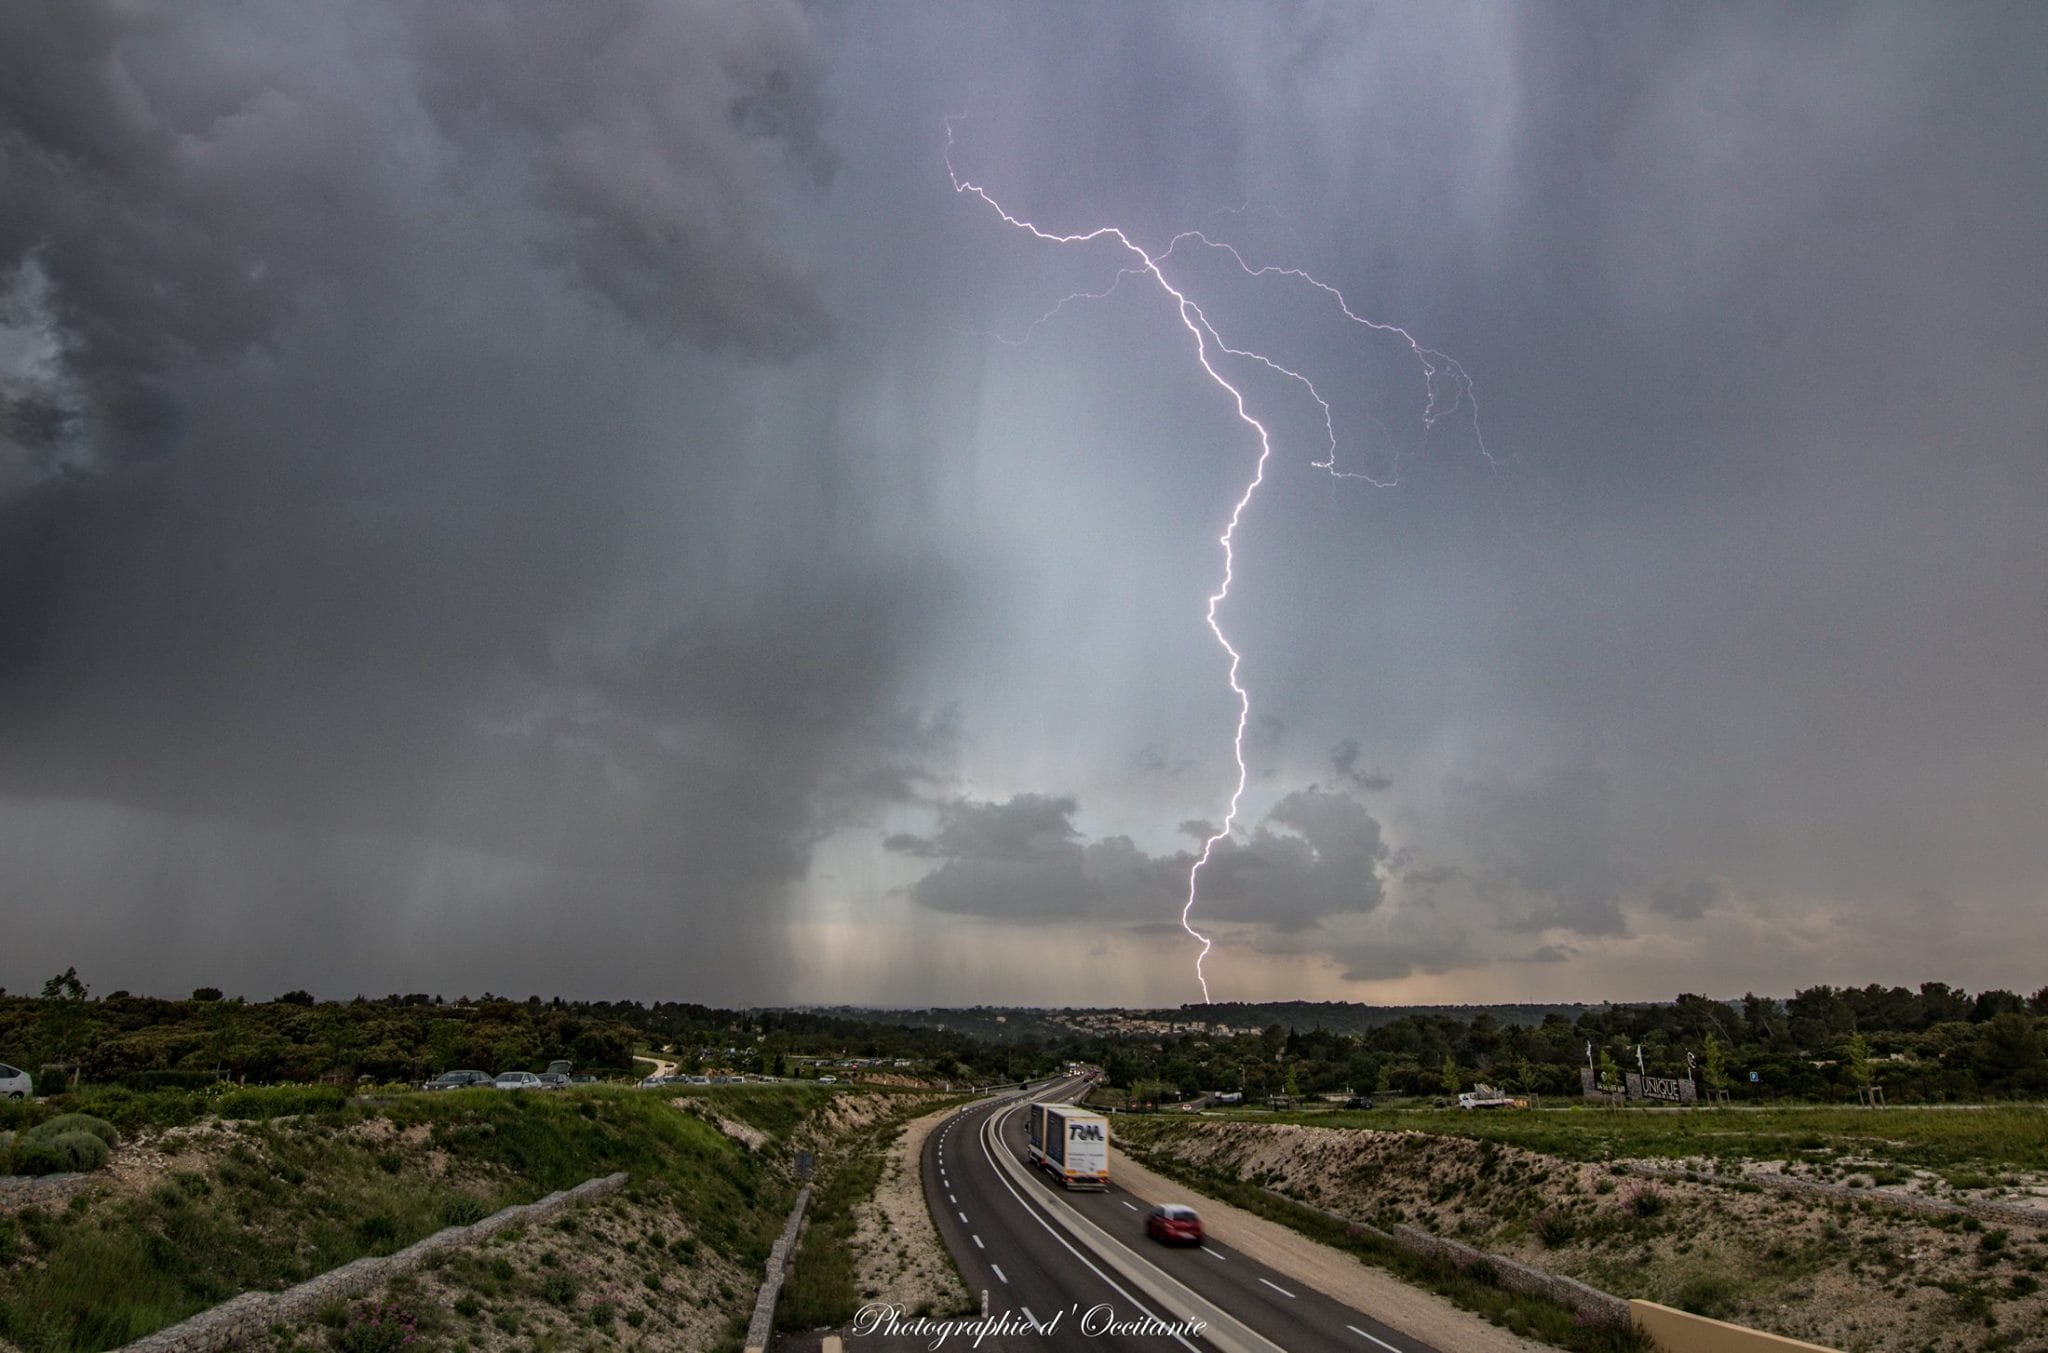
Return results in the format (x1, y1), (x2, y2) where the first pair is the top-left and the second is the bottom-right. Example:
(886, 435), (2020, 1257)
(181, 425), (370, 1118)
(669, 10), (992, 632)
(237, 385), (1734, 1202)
(3, 2), (2042, 1008)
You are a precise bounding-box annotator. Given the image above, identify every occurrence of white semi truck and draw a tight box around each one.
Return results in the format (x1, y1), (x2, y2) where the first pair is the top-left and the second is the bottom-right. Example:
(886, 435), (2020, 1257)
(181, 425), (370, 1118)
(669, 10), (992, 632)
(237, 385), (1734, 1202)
(1026, 1102), (1110, 1189)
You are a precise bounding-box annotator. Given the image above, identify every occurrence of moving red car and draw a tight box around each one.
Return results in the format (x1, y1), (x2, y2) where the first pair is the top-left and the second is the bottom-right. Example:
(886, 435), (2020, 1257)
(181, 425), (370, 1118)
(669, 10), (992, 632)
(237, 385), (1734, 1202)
(1144, 1203), (1203, 1245)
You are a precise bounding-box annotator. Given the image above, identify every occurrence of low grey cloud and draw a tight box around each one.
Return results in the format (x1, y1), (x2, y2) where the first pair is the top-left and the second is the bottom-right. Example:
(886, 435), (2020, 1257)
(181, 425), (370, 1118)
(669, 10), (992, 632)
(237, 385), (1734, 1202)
(1330, 739), (1392, 792)
(892, 786), (1388, 933)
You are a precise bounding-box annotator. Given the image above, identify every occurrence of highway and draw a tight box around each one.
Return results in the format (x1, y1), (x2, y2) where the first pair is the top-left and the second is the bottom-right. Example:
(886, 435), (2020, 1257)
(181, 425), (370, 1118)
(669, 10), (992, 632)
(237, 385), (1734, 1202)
(919, 1077), (1448, 1353)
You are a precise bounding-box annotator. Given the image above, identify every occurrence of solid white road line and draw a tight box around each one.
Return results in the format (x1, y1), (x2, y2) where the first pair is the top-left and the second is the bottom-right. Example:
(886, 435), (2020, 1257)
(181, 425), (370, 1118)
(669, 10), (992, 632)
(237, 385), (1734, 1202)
(975, 1100), (1202, 1353)
(1259, 1277), (1298, 1299)
(973, 1234), (984, 1249)
(1347, 1325), (1403, 1353)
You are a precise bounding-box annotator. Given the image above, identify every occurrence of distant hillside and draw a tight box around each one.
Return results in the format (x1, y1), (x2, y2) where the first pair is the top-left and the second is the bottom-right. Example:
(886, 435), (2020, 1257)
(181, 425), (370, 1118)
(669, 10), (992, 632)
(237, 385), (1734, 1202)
(1148, 1000), (1603, 1034)
(819, 1001), (1602, 1042)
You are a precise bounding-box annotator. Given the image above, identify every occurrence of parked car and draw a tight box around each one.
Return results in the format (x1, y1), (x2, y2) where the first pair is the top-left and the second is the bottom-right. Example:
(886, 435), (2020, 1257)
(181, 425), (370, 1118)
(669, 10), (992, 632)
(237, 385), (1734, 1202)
(493, 1071), (542, 1091)
(569, 1074), (599, 1084)
(1145, 1204), (1203, 1246)
(1344, 1095), (1375, 1110)
(422, 1070), (493, 1091)
(0, 1064), (31, 1100)
(538, 1072), (570, 1090)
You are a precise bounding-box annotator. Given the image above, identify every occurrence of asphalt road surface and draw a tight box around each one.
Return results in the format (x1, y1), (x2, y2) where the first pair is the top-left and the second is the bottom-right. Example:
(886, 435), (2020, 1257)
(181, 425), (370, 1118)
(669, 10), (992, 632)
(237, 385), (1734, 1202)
(899, 1077), (1449, 1353)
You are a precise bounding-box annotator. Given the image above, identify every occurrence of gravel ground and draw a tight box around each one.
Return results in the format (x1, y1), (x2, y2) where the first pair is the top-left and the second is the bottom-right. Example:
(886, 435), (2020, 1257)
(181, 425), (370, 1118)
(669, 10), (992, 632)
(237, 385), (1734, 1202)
(851, 1102), (972, 1316)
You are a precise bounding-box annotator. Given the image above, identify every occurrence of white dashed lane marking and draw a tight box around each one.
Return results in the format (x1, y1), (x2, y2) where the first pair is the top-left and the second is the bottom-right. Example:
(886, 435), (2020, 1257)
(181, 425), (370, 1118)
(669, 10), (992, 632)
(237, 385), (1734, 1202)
(1259, 1277), (1297, 1299)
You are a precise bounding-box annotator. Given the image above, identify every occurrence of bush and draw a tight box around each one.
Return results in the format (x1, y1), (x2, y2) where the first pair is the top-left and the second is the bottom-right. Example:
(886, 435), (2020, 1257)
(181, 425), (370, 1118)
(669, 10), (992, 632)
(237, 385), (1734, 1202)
(333, 1303), (417, 1353)
(45, 1130), (110, 1172)
(6, 1138), (70, 1176)
(1627, 1185), (1667, 1218)
(217, 1084), (348, 1120)
(440, 1194), (491, 1226)
(24, 1113), (119, 1149)
(539, 1271), (579, 1306)
(1533, 1207), (1577, 1247)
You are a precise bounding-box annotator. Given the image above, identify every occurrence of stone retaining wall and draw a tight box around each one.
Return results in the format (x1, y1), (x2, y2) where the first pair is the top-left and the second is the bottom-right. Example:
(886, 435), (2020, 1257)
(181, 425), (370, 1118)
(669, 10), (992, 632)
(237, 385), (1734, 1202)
(742, 1183), (812, 1353)
(1257, 1186), (1632, 1327)
(116, 1173), (628, 1352)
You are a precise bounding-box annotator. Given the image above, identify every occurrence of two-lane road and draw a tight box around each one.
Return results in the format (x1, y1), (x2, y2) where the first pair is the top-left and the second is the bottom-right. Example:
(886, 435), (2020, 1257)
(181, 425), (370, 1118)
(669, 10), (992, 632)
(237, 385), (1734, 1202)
(922, 1078), (1447, 1353)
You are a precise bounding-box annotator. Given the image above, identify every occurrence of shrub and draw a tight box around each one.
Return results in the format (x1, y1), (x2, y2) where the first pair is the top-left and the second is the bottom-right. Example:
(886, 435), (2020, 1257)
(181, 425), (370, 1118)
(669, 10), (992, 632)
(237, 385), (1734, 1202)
(440, 1195), (490, 1227)
(539, 1271), (579, 1306)
(45, 1130), (110, 1172)
(1627, 1185), (1667, 1218)
(7, 1138), (73, 1176)
(1533, 1208), (1577, 1247)
(333, 1302), (417, 1352)
(218, 1085), (348, 1121)
(1673, 1271), (1740, 1318)
(24, 1113), (119, 1149)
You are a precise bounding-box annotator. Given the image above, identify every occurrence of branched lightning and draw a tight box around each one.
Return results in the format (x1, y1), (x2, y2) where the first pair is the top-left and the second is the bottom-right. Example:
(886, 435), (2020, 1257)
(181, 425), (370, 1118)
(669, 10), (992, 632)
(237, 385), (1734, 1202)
(947, 121), (1485, 1002)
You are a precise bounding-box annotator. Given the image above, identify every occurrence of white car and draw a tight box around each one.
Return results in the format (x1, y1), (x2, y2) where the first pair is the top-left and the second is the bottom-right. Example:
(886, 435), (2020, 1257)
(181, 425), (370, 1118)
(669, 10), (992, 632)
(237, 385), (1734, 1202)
(0, 1064), (30, 1100)
(493, 1071), (542, 1091)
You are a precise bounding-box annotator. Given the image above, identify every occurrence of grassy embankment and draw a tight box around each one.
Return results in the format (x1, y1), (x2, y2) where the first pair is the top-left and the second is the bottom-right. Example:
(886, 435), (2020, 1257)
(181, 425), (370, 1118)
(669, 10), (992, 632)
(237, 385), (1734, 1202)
(1206, 1102), (2048, 1186)
(1115, 1127), (1650, 1353)
(774, 1091), (972, 1332)
(0, 1083), (833, 1352)
(1122, 1111), (2048, 1353)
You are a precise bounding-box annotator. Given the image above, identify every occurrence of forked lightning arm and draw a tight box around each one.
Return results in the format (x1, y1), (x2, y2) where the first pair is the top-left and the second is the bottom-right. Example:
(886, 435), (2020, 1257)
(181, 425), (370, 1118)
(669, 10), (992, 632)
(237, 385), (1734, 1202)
(947, 121), (1481, 1002)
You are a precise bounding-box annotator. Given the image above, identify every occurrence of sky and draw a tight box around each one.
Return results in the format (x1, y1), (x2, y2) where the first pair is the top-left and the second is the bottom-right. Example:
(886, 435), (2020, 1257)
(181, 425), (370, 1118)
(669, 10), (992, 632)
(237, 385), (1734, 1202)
(2, 2), (2043, 1009)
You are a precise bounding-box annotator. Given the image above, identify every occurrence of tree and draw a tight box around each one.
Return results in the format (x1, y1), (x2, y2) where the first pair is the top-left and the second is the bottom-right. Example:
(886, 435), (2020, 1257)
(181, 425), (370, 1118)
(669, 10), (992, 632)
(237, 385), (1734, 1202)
(1702, 1033), (1731, 1093)
(1440, 1055), (1461, 1097)
(1597, 1048), (1623, 1093)
(191, 987), (224, 1002)
(1845, 1032), (1874, 1088)
(41, 968), (90, 1002)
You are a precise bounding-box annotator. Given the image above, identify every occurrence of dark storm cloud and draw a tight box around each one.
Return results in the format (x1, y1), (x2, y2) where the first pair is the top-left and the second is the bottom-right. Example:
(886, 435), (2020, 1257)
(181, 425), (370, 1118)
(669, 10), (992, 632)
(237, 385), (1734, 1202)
(1330, 739), (1392, 792)
(0, 1), (947, 999)
(892, 785), (1387, 932)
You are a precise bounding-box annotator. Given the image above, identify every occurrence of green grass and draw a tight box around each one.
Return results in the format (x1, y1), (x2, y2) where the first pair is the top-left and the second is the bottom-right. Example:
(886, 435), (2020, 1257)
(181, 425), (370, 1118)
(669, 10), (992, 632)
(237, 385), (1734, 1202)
(1200, 1104), (2048, 1174)
(0, 1087), (804, 1353)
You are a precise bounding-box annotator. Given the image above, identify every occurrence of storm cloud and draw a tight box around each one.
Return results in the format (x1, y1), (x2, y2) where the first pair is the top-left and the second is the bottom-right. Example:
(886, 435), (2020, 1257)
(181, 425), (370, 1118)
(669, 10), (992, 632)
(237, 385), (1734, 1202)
(2, 3), (2043, 1005)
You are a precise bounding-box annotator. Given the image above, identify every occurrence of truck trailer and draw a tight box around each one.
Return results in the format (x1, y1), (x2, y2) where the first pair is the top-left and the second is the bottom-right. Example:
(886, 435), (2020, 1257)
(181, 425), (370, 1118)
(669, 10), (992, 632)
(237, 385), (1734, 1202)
(1026, 1102), (1110, 1189)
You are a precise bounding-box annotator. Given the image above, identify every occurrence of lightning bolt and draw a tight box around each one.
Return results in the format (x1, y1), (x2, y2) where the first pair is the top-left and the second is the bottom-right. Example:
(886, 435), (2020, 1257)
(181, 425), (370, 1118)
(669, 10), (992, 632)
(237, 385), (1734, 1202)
(947, 121), (1485, 1002)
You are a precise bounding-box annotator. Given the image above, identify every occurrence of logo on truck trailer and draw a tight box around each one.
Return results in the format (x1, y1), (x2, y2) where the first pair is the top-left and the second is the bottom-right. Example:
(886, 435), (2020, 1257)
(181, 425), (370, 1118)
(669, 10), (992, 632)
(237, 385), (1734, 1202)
(1070, 1123), (1104, 1141)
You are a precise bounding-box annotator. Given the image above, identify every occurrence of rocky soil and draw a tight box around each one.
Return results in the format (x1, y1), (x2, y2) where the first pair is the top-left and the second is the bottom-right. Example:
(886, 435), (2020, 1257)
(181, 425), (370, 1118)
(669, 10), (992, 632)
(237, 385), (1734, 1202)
(1121, 1119), (2048, 1353)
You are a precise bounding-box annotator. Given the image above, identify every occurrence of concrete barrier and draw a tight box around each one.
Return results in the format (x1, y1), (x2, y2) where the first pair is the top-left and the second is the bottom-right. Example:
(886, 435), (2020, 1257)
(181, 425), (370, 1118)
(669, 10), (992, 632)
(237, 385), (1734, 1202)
(115, 1173), (628, 1352)
(743, 1183), (812, 1353)
(1631, 1300), (1842, 1353)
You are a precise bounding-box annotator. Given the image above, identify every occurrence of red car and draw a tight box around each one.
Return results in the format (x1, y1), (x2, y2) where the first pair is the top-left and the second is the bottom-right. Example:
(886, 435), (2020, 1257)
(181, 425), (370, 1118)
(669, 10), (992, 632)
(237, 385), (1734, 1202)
(1144, 1204), (1203, 1246)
